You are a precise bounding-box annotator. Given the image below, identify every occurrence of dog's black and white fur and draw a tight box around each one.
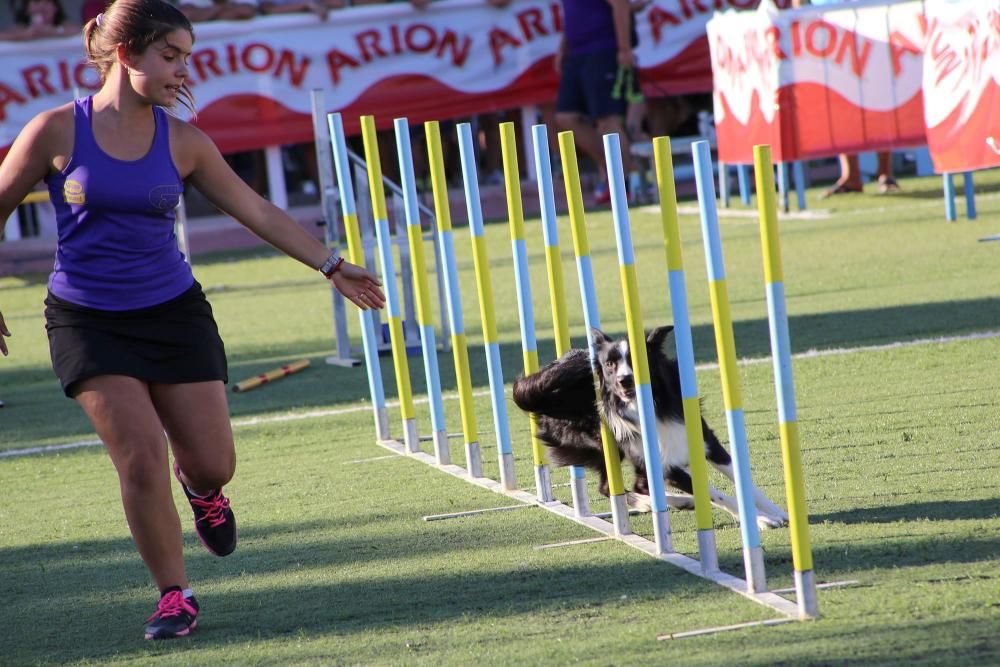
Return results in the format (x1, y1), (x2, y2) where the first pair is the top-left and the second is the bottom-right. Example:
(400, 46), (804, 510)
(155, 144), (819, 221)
(512, 326), (788, 529)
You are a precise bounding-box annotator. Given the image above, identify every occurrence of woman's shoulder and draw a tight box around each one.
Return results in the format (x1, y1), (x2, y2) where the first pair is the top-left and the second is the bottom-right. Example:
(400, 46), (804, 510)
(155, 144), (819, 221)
(165, 112), (213, 149)
(21, 101), (75, 149)
(33, 101), (75, 129)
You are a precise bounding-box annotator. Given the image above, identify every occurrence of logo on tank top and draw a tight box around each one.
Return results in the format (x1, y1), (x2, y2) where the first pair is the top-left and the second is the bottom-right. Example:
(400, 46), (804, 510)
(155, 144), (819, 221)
(63, 180), (85, 205)
(149, 184), (182, 211)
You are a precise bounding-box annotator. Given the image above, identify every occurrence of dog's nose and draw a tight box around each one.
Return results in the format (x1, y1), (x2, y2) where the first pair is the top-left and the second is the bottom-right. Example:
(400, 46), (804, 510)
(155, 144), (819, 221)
(620, 374), (634, 390)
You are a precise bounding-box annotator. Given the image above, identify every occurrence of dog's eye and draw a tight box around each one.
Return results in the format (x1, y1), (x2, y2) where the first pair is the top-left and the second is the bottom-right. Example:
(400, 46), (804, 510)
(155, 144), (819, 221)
(605, 361), (615, 369)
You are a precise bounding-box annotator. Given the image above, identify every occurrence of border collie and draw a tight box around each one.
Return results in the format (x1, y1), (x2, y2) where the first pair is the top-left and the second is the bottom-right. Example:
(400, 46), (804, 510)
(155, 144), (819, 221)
(512, 326), (788, 530)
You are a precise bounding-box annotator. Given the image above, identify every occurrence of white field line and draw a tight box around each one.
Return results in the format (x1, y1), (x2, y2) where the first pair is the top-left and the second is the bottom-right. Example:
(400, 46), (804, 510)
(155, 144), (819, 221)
(4, 329), (1000, 461)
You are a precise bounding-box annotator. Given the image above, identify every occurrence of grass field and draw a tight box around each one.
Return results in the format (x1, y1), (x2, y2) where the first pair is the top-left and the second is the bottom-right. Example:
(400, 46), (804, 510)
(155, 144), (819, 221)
(1, 168), (999, 665)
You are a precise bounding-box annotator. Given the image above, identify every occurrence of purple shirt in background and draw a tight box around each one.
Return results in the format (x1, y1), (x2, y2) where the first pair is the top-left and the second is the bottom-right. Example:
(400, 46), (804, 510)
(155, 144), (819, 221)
(46, 97), (194, 311)
(561, 0), (617, 56)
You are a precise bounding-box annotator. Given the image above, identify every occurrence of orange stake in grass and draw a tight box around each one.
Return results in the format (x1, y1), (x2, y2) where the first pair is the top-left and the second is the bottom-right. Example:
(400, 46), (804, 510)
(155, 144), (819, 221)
(232, 359), (310, 393)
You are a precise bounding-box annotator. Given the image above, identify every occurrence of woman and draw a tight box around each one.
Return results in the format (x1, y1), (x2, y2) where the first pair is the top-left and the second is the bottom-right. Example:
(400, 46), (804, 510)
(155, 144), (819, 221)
(0, 0), (385, 640)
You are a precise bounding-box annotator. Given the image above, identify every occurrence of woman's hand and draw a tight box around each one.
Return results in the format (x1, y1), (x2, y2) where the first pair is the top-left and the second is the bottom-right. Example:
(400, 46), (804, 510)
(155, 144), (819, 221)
(330, 262), (386, 311)
(0, 309), (10, 356)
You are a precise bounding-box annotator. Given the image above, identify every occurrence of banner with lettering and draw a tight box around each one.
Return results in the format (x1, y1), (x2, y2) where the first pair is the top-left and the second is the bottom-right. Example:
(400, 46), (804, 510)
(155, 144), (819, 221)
(0, 0), (788, 159)
(922, 1), (1000, 174)
(708, 0), (927, 164)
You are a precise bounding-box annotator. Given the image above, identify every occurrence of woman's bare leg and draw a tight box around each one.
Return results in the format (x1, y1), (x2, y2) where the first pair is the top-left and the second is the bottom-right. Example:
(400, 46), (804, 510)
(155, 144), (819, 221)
(74, 375), (188, 592)
(149, 380), (235, 494)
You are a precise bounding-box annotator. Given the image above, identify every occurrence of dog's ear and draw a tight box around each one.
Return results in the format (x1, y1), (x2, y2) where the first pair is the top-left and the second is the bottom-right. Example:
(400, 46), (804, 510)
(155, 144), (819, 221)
(645, 325), (674, 350)
(591, 328), (612, 349)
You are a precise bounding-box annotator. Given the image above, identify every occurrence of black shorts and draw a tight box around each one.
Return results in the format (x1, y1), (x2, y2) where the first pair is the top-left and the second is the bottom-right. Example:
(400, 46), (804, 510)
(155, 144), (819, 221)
(556, 49), (628, 120)
(44, 281), (228, 398)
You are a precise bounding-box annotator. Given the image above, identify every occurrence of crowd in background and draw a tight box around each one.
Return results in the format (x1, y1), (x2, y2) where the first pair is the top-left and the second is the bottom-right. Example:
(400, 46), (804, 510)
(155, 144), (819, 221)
(1, 0), (708, 206)
(1, 0), (892, 219)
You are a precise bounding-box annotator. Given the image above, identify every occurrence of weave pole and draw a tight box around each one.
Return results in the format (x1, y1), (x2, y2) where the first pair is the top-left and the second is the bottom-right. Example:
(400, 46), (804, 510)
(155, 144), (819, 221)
(692, 139), (766, 593)
(456, 123), (517, 490)
(328, 113), (389, 441)
(652, 137), (719, 573)
(310, 91), (354, 367)
(500, 121), (553, 503)
(394, 118), (449, 465)
(360, 115), (419, 452)
(753, 145), (818, 619)
(557, 130), (631, 535)
(355, 120), (802, 620)
(426, 120), (484, 478)
(531, 124), (589, 516)
(604, 133), (672, 556)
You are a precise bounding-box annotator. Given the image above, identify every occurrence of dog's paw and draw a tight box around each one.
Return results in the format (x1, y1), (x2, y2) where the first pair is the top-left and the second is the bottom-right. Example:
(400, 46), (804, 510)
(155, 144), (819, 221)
(756, 513), (789, 530)
(626, 492), (653, 512)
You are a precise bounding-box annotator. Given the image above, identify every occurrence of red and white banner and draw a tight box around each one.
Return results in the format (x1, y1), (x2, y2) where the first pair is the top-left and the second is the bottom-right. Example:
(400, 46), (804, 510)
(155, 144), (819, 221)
(708, 0), (927, 164)
(922, 2), (1000, 174)
(0, 0), (787, 159)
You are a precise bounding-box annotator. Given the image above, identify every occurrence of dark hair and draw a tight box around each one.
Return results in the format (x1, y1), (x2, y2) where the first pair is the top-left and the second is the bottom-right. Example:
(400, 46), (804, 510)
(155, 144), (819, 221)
(82, 0), (196, 114)
(13, 0), (68, 27)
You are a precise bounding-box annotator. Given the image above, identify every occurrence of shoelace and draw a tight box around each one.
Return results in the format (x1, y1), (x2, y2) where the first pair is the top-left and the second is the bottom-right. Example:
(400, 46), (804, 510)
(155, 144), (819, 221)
(147, 590), (194, 622)
(190, 492), (231, 528)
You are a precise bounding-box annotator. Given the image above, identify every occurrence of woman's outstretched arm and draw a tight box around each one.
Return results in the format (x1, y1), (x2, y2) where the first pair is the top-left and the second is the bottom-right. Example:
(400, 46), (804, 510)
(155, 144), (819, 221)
(178, 121), (385, 310)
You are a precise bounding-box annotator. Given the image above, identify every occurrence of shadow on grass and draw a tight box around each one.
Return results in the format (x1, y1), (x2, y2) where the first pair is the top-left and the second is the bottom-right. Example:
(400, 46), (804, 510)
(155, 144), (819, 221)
(4, 507), (999, 663)
(0, 516), (716, 663)
(812, 499), (1000, 525)
(424, 296), (1000, 397)
(3, 296), (999, 452)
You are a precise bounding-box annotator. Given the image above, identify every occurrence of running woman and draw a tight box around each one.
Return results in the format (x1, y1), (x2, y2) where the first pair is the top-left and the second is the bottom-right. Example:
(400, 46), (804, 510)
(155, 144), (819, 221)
(0, 0), (385, 640)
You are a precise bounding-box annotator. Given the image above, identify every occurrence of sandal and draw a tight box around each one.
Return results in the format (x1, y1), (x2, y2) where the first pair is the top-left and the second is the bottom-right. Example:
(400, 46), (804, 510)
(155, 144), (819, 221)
(878, 176), (900, 194)
(822, 182), (863, 198)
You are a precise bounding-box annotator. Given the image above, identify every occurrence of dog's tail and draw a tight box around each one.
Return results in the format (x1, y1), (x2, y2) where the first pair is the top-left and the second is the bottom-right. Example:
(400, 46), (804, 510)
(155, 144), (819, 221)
(512, 348), (596, 419)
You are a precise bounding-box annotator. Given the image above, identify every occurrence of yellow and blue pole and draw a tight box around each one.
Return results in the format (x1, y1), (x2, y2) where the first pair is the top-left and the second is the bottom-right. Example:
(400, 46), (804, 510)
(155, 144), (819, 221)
(531, 124), (589, 516)
(653, 136), (719, 573)
(692, 139), (766, 593)
(754, 145), (817, 619)
(360, 115), (419, 453)
(328, 113), (389, 441)
(394, 118), (449, 465)
(456, 123), (517, 490)
(604, 132), (672, 556)
(558, 130), (631, 535)
(500, 121), (553, 503)
(426, 120), (484, 478)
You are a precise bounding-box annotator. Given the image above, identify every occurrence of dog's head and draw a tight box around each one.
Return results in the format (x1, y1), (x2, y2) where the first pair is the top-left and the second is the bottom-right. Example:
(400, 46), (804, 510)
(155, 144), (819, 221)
(591, 325), (673, 404)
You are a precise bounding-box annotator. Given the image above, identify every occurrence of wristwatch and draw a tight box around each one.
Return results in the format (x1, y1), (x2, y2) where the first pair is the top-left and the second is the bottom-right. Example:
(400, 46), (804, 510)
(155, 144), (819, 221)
(319, 252), (345, 278)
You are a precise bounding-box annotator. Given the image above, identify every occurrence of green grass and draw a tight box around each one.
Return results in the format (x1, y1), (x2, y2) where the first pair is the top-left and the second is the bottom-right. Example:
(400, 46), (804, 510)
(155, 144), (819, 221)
(1, 170), (999, 665)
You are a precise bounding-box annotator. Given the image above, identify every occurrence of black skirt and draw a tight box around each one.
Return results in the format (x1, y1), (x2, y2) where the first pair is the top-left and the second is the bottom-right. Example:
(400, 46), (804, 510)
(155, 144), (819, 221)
(45, 281), (228, 397)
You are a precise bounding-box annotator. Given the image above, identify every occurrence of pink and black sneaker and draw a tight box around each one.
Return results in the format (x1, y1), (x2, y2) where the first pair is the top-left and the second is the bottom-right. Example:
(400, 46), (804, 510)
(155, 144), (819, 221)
(174, 462), (237, 557)
(144, 587), (199, 640)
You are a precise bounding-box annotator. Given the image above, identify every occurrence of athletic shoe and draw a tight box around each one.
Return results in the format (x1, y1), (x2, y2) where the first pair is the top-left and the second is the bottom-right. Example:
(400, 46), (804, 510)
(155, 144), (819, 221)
(174, 462), (237, 557)
(144, 587), (199, 640)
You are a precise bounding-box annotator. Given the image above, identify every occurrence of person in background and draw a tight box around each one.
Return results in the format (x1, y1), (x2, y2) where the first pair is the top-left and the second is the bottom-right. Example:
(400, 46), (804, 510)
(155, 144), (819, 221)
(793, 0), (899, 196)
(555, 0), (640, 205)
(259, 0), (342, 19)
(178, 0), (257, 22)
(0, 0), (384, 640)
(0, 0), (77, 40)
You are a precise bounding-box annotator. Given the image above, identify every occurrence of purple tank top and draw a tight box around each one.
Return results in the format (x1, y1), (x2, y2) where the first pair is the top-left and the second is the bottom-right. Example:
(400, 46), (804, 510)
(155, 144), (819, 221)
(45, 97), (193, 310)
(561, 0), (617, 56)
